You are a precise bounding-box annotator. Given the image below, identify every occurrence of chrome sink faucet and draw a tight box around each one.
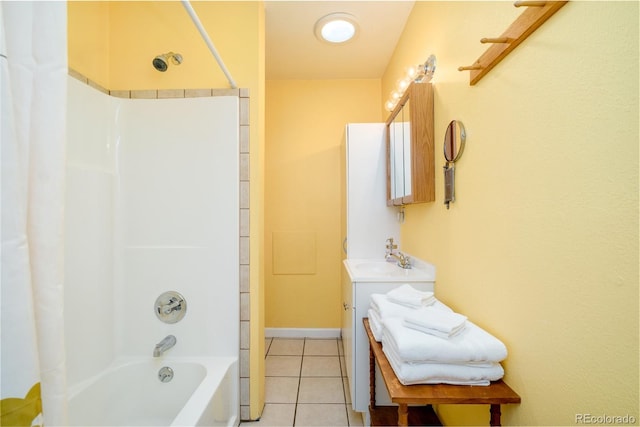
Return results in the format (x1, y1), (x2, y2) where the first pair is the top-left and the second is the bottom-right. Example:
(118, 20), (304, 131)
(393, 252), (412, 269)
(153, 335), (176, 357)
(385, 237), (412, 269)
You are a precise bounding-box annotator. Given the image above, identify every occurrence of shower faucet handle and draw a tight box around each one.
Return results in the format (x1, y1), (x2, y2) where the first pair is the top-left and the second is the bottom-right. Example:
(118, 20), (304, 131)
(154, 291), (187, 324)
(160, 296), (184, 315)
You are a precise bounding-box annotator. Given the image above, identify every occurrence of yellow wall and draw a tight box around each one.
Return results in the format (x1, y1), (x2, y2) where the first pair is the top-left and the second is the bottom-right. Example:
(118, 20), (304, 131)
(67, 1), (266, 419)
(264, 79), (381, 328)
(68, 1), (111, 88)
(382, 2), (639, 425)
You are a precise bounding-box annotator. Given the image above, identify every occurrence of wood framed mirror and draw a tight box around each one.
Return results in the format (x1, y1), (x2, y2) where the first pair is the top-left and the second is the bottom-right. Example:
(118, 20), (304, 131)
(385, 82), (435, 205)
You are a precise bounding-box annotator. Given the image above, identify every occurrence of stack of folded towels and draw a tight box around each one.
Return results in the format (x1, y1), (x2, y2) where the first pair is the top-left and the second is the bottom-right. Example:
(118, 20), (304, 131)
(367, 284), (507, 386)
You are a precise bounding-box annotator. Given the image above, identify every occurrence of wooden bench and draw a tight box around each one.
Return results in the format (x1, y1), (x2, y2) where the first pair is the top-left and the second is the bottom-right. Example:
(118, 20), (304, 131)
(364, 318), (521, 426)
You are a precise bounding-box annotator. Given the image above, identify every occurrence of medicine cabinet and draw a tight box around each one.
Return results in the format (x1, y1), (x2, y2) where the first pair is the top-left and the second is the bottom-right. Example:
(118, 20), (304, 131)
(386, 82), (435, 205)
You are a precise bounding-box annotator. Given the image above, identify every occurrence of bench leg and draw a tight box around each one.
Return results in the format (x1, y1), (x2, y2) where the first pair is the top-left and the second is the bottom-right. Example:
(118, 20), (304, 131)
(490, 404), (501, 426)
(369, 343), (376, 409)
(397, 404), (408, 426)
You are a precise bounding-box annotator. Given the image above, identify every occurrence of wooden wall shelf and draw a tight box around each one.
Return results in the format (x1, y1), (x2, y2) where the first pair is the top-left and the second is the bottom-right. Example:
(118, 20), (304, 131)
(459, 1), (568, 85)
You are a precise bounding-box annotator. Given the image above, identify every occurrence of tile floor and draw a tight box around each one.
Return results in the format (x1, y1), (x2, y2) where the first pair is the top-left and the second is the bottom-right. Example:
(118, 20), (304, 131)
(241, 337), (364, 426)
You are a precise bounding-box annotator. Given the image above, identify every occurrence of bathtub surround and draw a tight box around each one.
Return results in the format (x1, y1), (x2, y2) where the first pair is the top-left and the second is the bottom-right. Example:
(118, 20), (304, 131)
(66, 2), (266, 419)
(65, 69), (249, 422)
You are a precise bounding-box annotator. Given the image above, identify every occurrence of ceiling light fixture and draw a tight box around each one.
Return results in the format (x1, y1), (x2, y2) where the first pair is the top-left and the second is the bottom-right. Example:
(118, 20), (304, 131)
(314, 13), (358, 44)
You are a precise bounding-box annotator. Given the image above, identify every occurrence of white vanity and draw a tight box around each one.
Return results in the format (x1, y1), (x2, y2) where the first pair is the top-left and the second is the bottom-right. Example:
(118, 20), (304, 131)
(341, 258), (436, 419)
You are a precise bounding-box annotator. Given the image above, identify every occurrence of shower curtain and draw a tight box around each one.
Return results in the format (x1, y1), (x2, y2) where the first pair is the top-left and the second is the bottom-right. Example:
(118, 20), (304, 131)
(1, 2), (68, 425)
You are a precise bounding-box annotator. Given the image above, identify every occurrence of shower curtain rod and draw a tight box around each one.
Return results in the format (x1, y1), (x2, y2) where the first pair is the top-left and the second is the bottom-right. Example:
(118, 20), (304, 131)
(181, 0), (238, 89)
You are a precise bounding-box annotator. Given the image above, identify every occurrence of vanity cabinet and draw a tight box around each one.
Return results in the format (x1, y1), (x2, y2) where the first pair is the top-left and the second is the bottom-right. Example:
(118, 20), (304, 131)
(341, 261), (435, 415)
(386, 82), (435, 205)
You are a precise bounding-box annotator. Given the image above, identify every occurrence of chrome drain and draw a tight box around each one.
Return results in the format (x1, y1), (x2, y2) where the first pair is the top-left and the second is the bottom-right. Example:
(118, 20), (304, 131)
(158, 366), (174, 383)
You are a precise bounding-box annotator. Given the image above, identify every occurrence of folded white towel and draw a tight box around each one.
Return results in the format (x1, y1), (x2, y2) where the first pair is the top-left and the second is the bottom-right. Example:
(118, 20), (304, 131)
(382, 335), (497, 368)
(371, 293), (454, 317)
(383, 317), (508, 364)
(386, 283), (436, 308)
(370, 293), (414, 318)
(403, 307), (467, 339)
(369, 293), (453, 340)
(382, 337), (504, 386)
(386, 284), (436, 308)
(367, 309), (384, 342)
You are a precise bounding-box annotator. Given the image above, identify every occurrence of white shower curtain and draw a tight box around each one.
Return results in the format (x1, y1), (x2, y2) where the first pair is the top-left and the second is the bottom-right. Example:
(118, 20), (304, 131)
(1, 2), (68, 425)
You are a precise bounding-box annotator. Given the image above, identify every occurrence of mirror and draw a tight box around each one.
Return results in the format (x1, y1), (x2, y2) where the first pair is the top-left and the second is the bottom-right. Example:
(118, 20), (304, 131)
(386, 82), (435, 205)
(389, 98), (413, 203)
(389, 104), (406, 202)
(443, 120), (466, 209)
(402, 99), (412, 199)
(444, 120), (466, 163)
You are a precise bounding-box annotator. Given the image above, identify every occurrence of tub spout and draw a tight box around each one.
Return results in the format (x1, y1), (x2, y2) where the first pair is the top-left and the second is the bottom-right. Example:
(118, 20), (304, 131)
(153, 335), (176, 357)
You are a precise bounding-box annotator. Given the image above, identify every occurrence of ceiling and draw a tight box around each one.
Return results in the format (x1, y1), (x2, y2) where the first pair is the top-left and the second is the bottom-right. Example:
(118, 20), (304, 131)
(265, 1), (415, 80)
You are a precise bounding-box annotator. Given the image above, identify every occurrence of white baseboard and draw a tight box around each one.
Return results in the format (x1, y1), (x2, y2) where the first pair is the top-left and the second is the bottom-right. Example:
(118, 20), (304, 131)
(265, 328), (341, 339)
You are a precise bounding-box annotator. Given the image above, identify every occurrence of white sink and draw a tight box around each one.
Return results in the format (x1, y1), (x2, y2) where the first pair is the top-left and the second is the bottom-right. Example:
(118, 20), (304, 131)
(344, 258), (435, 282)
(353, 261), (399, 275)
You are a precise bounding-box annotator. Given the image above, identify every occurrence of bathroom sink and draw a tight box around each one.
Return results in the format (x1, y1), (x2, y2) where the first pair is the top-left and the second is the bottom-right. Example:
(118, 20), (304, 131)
(353, 261), (399, 275)
(344, 258), (435, 282)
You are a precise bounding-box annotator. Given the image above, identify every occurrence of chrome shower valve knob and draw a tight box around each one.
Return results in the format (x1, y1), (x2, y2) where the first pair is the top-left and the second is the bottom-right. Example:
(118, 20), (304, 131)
(154, 291), (187, 324)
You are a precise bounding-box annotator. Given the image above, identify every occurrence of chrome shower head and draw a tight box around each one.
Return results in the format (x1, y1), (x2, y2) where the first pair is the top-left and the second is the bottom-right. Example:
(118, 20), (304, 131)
(152, 52), (183, 72)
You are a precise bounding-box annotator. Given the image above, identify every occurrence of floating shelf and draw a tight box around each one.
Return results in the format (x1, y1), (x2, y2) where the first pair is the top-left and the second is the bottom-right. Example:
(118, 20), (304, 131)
(459, 0), (568, 85)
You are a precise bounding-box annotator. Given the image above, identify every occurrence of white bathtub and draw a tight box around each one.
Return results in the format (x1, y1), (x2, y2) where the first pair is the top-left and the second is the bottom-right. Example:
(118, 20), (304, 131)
(68, 357), (238, 426)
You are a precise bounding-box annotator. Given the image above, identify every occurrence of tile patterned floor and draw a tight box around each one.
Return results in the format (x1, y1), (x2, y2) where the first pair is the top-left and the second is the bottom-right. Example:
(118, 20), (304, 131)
(241, 338), (364, 426)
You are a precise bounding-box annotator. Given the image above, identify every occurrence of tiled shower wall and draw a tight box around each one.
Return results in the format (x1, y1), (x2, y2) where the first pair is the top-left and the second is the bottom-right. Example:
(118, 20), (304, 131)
(68, 69), (251, 419)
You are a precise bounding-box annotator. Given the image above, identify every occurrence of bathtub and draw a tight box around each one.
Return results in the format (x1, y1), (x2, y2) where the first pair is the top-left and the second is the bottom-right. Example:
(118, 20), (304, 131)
(68, 357), (238, 426)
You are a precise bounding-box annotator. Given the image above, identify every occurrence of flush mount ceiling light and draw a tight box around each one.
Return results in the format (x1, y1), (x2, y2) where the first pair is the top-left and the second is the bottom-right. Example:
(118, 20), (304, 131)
(314, 13), (359, 44)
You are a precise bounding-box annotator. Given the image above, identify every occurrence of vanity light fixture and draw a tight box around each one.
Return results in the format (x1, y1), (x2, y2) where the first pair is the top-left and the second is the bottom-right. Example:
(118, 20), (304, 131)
(385, 54), (437, 112)
(314, 13), (359, 44)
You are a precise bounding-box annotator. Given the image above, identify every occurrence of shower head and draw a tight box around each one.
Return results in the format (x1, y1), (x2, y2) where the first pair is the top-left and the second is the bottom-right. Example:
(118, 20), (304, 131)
(152, 52), (183, 72)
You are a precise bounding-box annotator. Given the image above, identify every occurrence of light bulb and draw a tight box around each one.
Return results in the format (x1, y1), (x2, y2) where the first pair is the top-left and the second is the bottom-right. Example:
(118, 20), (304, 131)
(396, 78), (410, 92)
(406, 65), (418, 79)
(385, 100), (396, 111)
